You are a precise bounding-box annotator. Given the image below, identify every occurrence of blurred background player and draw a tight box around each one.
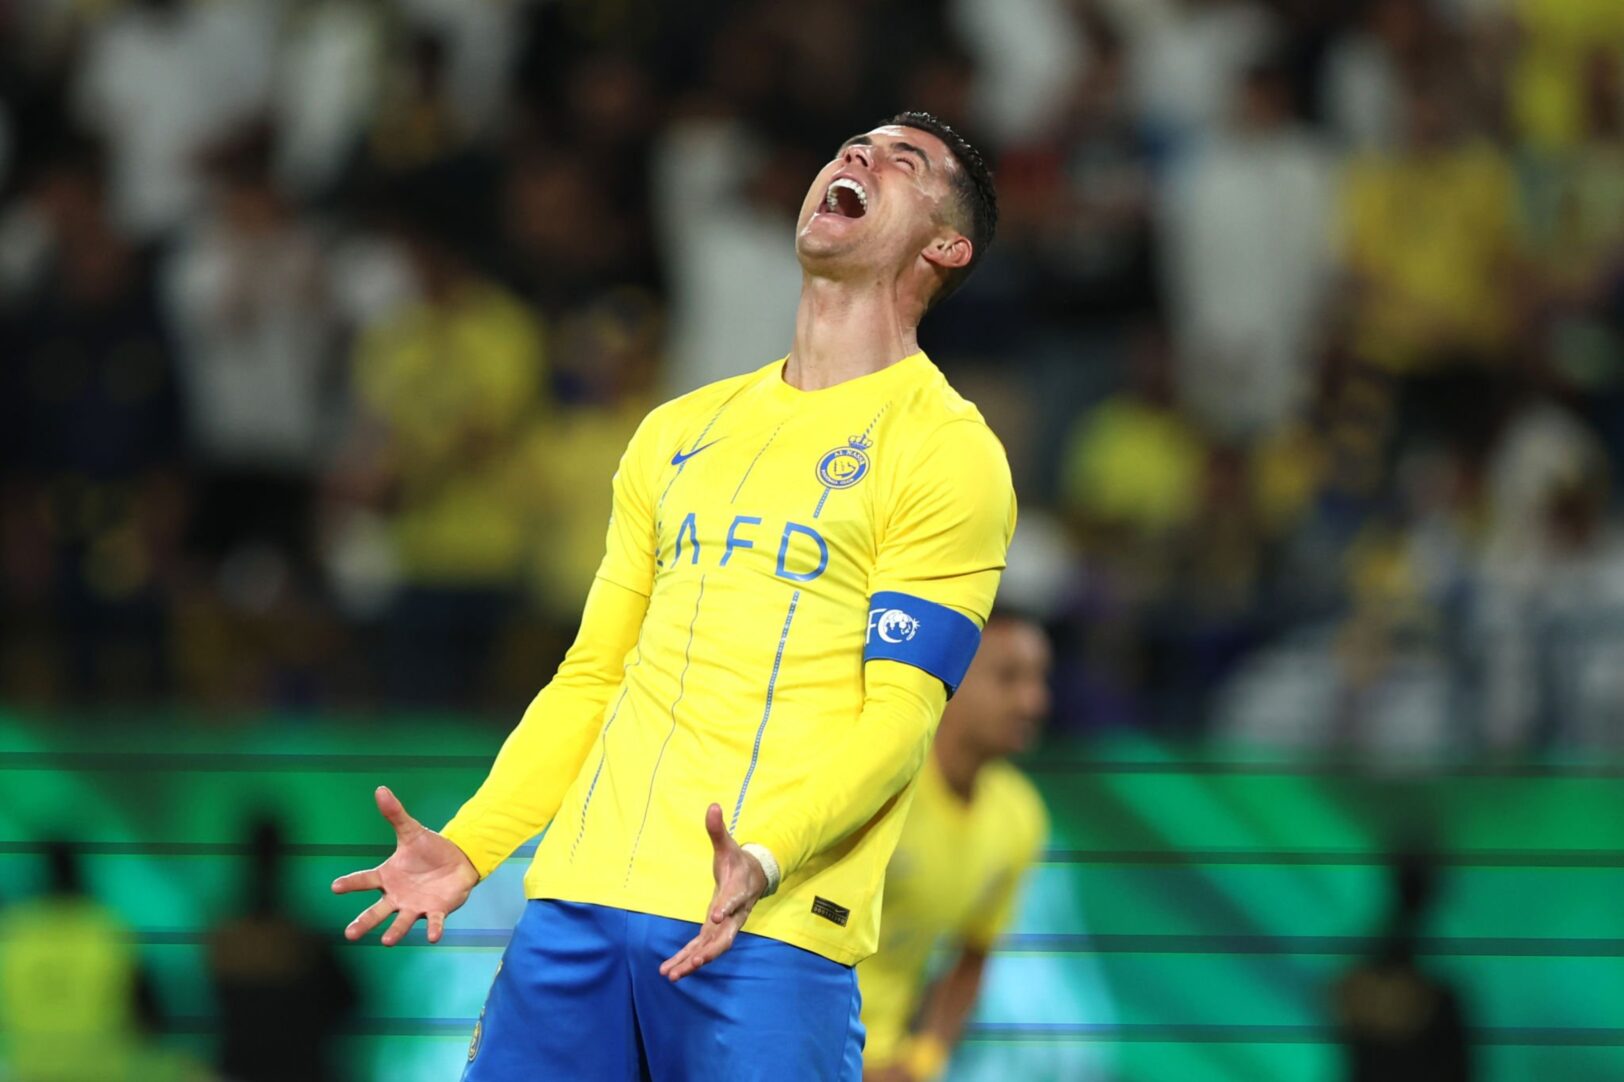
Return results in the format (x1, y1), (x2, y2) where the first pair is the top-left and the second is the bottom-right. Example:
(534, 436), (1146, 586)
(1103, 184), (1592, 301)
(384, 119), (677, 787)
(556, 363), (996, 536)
(860, 612), (1051, 1082)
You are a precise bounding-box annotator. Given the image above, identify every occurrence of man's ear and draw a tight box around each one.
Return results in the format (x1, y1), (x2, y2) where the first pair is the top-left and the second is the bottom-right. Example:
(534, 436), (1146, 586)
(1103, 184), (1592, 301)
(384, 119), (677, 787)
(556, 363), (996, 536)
(922, 232), (973, 274)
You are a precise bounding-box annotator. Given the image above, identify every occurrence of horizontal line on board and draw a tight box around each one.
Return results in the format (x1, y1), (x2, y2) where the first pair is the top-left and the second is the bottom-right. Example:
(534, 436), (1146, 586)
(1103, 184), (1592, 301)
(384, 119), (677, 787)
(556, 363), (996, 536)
(1021, 760), (1624, 779)
(125, 929), (1624, 959)
(1043, 850), (1624, 868)
(1003, 934), (1624, 957)
(6, 842), (1624, 868)
(154, 1017), (1624, 1046)
(0, 752), (492, 772)
(7, 750), (1624, 779)
(961, 1024), (1624, 1047)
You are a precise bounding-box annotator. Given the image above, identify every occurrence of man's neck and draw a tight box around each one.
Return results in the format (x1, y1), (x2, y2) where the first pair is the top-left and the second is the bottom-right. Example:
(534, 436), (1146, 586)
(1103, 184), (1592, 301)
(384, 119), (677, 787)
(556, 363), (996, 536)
(784, 275), (921, 391)
(932, 720), (992, 804)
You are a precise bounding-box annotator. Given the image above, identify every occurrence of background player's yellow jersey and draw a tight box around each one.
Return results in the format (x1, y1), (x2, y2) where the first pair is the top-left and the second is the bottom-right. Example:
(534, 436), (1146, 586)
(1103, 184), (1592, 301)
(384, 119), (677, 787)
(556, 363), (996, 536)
(858, 753), (1048, 1066)
(444, 352), (1016, 965)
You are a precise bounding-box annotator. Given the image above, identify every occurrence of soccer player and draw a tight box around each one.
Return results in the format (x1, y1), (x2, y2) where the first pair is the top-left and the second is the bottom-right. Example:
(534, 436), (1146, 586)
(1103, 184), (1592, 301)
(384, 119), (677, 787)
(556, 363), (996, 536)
(857, 613), (1051, 1082)
(332, 110), (1012, 1080)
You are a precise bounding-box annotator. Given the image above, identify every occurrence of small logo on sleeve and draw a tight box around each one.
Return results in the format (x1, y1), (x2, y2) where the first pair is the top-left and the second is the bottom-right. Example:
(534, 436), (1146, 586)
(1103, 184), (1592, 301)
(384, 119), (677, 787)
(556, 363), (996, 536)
(811, 896), (851, 927)
(868, 608), (920, 644)
(816, 433), (872, 490)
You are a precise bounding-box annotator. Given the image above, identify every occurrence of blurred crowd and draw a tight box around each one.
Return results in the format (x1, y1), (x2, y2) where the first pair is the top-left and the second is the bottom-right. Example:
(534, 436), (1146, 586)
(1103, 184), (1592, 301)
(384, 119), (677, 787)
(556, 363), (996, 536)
(0, 828), (355, 1082)
(1, 0), (1621, 754)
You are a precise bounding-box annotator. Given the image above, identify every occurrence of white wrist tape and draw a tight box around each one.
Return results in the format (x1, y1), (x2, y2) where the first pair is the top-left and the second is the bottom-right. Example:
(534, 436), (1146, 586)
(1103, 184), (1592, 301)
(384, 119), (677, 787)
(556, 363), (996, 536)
(740, 843), (782, 897)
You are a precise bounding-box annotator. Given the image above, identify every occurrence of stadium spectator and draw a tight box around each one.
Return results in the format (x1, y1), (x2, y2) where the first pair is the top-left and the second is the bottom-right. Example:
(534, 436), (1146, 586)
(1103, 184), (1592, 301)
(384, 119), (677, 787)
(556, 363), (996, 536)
(652, 114), (805, 395)
(206, 817), (358, 1082)
(1505, 0), (1624, 152)
(0, 143), (183, 703)
(499, 146), (644, 323)
(518, 291), (659, 627)
(330, 206), (547, 707)
(163, 126), (336, 578)
(1333, 848), (1473, 1082)
(0, 842), (178, 1081)
(1162, 59), (1335, 439)
(1338, 68), (1519, 375)
(1476, 401), (1624, 748)
(1059, 325), (1207, 548)
(365, 31), (471, 179)
(1112, 0), (1278, 154)
(72, 0), (275, 239)
(1002, 16), (1159, 338)
(1321, 0), (1441, 151)
(948, 0), (1088, 146)
(269, 0), (388, 200)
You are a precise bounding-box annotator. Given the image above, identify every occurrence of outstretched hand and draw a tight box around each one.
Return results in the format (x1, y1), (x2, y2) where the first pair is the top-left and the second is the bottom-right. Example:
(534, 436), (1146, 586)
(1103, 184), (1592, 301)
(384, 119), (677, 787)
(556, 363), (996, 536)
(658, 803), (768, 982)
(332, 786), (479, 946)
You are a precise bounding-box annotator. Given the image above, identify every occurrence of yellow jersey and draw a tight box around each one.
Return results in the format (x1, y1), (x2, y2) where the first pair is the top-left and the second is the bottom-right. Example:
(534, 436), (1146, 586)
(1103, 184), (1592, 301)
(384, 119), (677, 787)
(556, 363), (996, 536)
(0, 897), (141, 1080)
(1339, 144), (1516, 371)
(444, 352), (1016, 965)
(353, 279), (548, 584)
(858, 754), (1048, 1067)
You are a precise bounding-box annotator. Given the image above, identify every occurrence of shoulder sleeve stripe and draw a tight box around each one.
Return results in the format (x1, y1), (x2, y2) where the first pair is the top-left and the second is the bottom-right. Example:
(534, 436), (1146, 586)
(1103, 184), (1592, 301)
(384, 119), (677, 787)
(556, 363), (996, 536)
(864, 591), (981, 695)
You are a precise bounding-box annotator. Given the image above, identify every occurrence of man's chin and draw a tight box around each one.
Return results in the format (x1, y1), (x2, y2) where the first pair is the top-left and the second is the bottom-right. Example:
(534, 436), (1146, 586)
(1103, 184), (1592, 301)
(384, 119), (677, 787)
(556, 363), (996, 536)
(796, 225), (846, 253)
(794, 234), (861, 274)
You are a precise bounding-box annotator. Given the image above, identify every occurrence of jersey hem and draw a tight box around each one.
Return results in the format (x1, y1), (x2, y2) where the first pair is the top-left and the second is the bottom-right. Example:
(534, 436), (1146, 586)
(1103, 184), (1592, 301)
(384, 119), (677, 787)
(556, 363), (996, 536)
(521, 879), (870, 966)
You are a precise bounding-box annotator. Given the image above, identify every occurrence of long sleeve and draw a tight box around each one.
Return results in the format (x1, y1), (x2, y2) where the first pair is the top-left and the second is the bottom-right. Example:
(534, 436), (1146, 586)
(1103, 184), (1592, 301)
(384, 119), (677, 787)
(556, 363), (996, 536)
(750, 658), (944, 878)
(751, 419), (1016, 880)
(440, 406), (663, 878)
(440, 576), (648, 878)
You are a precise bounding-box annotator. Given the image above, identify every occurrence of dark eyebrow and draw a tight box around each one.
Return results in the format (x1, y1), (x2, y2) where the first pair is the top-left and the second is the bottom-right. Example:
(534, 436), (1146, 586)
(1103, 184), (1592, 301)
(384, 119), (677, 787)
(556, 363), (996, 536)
(892, 141), (932, 171)
(836, 134), (932, 171)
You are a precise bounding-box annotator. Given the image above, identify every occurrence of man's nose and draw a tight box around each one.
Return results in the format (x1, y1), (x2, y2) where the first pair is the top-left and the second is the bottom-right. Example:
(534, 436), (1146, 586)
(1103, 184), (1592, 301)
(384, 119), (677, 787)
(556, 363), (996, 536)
(841, 143), (871, 169)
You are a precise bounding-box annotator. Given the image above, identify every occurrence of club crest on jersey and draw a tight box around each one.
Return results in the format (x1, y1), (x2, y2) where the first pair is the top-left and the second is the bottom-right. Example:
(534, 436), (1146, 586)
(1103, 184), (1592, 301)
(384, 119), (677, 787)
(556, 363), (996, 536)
(817, 433), (872, 490)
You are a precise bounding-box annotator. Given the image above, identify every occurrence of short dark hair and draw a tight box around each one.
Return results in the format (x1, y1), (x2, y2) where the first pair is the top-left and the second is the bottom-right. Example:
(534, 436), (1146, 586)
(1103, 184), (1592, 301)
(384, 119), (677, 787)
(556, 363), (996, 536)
(886, 110), (997, 308)
(984, 607), (1045, 634)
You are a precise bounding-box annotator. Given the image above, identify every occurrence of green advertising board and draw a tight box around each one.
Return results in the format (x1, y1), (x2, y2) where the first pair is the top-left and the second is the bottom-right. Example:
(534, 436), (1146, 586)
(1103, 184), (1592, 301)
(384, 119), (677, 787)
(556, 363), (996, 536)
(2, 711), (1620, 1081)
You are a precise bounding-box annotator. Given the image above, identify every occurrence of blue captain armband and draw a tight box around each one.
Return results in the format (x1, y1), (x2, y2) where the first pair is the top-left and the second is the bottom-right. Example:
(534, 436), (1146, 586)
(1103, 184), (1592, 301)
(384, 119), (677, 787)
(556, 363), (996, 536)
(863, 591), (982, 694)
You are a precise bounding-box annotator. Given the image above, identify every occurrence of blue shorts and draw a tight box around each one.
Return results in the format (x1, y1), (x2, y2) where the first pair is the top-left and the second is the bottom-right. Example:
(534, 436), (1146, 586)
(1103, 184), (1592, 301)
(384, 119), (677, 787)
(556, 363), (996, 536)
(462, 899), (864, 1081)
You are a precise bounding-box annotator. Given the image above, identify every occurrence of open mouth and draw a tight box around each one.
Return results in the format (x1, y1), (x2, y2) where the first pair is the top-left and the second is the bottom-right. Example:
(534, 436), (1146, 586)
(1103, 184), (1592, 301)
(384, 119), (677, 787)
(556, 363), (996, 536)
(822, 177), (868, 219)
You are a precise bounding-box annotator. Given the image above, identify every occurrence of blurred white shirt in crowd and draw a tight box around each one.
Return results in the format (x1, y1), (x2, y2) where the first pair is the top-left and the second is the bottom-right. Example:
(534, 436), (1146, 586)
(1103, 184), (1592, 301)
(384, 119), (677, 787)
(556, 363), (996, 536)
(652, 119), (801, 396)
(397, 0), (521, 138)
(274, 0), (386, 196)
(1162, 124), (1334, 438)
(1213, 624), (1457, 761)
(74, 0), (275, 238)
(1321, 28), (1403, 151)
(1476, 404), (1624, 748)
(163, 209), (335, 474)
(1485, 403), (1599, 564)
(1104, 0), (1276, 148)
(949, 0), (1088, 146)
